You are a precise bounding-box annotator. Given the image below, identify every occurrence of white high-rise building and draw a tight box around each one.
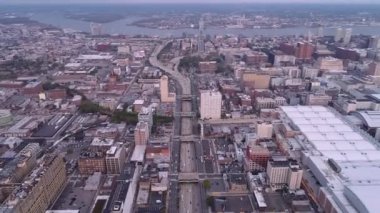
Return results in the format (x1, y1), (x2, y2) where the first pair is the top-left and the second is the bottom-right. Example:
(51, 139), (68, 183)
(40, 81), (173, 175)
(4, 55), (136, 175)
(335, 27), (352, 44)
(369, 36), (380, 49)
(266, 157), (303, 190)
(343, 28), (352, 44)
(200, 90), (222, 119)
(256, 121), (273, 139)
(317, 26), (324, 38)
(334, 27), (343, 42)
(90, 23), (103, 36)
(160, 75), (175, 103)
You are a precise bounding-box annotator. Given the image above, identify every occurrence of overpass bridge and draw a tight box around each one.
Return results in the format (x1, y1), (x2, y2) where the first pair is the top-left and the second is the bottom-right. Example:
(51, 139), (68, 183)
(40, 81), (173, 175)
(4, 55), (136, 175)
(174, 111), (196, 118)
(177, 94), (195, 101)
(173, 135), (199, 142)
(178, 173), (200, 183)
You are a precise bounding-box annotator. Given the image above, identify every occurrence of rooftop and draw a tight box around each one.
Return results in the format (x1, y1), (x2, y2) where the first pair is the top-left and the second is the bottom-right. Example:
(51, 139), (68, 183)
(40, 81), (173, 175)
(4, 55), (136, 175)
(281, 106), (380, 213)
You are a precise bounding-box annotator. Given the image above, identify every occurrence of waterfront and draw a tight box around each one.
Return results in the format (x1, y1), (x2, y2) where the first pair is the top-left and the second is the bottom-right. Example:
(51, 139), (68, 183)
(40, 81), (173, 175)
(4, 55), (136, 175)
(2, 4), (379, 37)
(28, 12), (380, 37)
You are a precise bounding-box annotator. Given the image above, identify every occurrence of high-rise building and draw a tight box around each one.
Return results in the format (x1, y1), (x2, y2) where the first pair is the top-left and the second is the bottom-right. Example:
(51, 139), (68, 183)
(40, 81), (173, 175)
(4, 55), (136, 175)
(256, 121), (273, 139)
(138, 107), (153, 132)
(295, 42), (315, 59)
(160, 75), (175, 103)
(1, 154), (67, 213)
(317, 26), (324, 37)
(134, 121), (150, 145)
(369, 36), (380, 49)
(368, 62), (380, 76)
(198, 18), (205, 53)
(78, 151), (106, 175)
(335, 28), (352, 44)
(106, 145), (126, 174)
(244, 145), (270, 171)
(241, 72), (271, 89)
(200, 90), (222, 120)
(90, 23), (103, 35)
(266, 157), (303, 190)
(343, 28), (352, 44)
(334, 27), (343, 42)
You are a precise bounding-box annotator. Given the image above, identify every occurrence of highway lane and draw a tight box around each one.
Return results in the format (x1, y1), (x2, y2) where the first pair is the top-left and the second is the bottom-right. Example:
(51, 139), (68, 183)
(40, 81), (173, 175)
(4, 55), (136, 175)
(150, 41), (201, 213)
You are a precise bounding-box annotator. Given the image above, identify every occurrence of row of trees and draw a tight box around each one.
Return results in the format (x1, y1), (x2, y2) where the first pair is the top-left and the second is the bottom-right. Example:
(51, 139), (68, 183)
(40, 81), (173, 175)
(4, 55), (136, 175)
(179, 54), (233, 76)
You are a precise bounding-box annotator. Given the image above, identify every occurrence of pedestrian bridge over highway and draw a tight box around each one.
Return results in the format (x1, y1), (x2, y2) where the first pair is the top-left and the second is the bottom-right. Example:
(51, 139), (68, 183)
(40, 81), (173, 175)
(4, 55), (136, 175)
(178, 173), (199, 183)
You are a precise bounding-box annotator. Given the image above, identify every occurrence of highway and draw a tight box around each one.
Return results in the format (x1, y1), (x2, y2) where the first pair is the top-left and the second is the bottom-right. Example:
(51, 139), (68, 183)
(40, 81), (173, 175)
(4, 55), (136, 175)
(150, 41), (202, 213)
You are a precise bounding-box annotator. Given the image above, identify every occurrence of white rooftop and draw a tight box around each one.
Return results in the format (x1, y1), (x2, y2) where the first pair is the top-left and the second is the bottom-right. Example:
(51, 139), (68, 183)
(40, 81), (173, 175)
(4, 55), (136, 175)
(131, 145), (146, 162)
(281, 106), (380, 213)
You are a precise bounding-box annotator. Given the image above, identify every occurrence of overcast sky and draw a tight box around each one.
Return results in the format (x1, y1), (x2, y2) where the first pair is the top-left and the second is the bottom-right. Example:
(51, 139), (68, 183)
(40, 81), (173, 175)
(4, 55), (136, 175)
(1, 0), (380, 4)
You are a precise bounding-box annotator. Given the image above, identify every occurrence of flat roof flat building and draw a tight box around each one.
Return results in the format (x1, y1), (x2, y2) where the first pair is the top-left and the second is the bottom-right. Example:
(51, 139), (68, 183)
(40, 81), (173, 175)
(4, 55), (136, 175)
(280, 106), (380, 213)
(200, 90), (222, 120)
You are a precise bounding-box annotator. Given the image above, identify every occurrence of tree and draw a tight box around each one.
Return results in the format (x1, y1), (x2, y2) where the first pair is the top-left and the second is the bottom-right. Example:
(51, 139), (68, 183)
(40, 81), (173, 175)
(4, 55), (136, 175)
(206, 196), (215, 208)
(78, 100), (101, 113)
(111, 111), (138, 125)
(179, 56), (201, 71)
(153, 115), (174, 126)
(67, 148), (74, 155)
(203, 179), (211, 191)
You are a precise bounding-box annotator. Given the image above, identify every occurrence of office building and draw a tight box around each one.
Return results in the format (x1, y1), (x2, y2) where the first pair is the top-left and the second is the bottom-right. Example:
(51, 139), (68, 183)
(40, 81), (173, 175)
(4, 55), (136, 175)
(334, 27), (344, 42)
(255, 97), (276, 111)
(244, 51), (268, 66)
(305, 93), (332, 106)
(90, 23), (103, 35)
(134, 121), (150, 145)
(200, 90), (222, 120)
(106, 146), (126, 174)
(343, 28), (352, 44)
(160, 75), (175, 103)
(279, 43), (295, 55)
(266, 157), (303, 190)
(335, 28), (352, 44)
(302, 67), (319, 79)
(269, 51), (296, 66)
(0, 143), (40, 201)
(368, 62), (380, 76)
(317, 26), (324, 37)
(295, 42), (314, 60)
(241, 72), (271, 89)
(256, 121), (273, 139)
(369, 36), (380, 49)
(335, 47), (360, 61)
(138, 107), (153, 133)
(0, 154), (67, 213)
(245, 145), (270, 171)
(316, 57), (344, 71)
(199, 61), (217, 73)
(78, 151), (106, 175)
(198, 18), (205, 53)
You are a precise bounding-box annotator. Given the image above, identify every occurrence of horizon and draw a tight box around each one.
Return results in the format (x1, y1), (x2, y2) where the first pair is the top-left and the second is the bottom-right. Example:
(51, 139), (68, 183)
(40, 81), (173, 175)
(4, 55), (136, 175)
(1, 1), (380, 5)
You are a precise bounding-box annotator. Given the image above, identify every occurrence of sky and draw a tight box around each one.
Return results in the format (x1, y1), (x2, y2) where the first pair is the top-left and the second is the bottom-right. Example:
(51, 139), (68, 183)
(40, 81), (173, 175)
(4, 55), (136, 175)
(1, 0), (380, 4)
